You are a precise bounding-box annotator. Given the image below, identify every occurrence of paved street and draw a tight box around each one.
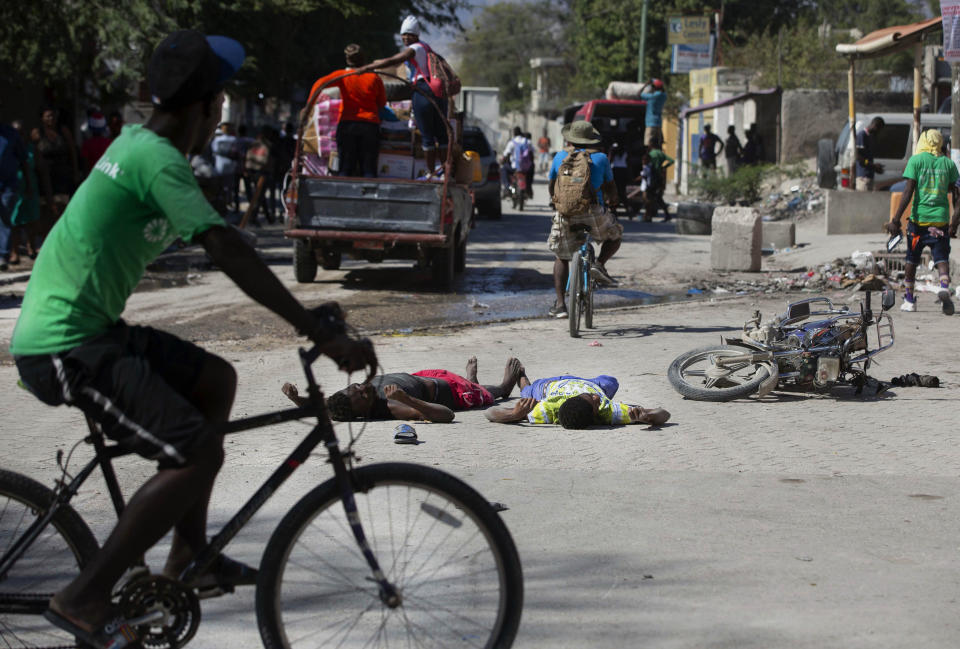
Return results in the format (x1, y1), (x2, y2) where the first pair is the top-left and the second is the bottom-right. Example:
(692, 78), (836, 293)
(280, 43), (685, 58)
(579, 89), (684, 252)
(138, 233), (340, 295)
(2, 189), (959, 648)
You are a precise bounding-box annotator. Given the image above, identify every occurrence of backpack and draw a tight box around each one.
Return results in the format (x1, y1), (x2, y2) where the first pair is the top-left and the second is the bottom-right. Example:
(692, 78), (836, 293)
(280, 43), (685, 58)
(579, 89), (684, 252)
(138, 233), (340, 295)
(516, 140), (533, 171)
(412, 42), (462, 98)
(553, 149), (594, 216)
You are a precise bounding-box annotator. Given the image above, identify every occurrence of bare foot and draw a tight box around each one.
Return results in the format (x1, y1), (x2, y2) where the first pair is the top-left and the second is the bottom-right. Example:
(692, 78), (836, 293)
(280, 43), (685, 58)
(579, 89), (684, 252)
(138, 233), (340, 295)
(48, 593), (110, 634)
(637, 408), (670, 427)
(517, 365), (530, 390)
(465, 356), (479, 383)
(281, 383), (308, 407)
(498, 358), (523, 397)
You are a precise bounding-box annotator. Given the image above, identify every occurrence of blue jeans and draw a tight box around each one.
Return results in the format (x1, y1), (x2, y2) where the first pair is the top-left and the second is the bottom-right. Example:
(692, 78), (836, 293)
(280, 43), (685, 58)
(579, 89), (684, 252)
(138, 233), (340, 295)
(411, 80), (448, 151)
(0, 185), (18, 261)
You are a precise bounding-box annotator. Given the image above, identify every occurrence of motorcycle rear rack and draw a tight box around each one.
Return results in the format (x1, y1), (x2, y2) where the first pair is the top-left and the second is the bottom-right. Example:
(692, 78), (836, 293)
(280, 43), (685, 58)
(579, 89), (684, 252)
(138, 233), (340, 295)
(846, 312), (895, 366)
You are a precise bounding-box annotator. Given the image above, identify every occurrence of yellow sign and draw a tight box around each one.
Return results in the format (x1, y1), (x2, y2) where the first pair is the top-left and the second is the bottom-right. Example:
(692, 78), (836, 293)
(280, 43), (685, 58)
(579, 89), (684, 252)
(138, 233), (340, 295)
(667, 15), (711, 45)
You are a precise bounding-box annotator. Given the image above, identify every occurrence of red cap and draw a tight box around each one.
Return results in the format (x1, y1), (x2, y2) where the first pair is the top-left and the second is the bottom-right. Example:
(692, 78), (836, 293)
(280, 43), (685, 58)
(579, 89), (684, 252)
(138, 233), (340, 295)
(652, 79), (664, 89)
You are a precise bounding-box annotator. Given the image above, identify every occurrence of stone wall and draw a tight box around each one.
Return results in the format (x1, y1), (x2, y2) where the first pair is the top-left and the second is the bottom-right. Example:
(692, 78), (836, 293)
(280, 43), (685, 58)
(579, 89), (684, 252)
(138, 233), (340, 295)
(780, 90), (913, 162)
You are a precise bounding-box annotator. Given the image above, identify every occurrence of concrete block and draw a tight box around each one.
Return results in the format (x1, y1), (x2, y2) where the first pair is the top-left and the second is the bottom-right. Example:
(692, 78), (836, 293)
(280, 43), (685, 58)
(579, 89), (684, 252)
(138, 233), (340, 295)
(825, 189), (890, 234)
(711, 206), (761, 271)
(762, 220), (796, 249)
(674, 202), (714, 235)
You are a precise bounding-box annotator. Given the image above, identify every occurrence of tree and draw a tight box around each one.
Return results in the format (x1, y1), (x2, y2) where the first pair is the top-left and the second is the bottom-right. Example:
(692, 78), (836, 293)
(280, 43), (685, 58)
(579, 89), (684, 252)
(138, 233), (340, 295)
(451, 1), (568, 112)
(0, 0), (469, 109)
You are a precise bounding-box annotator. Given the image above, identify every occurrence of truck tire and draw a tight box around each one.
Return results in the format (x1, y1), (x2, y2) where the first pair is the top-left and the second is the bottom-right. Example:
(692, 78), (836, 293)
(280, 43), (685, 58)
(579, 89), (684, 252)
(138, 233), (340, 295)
(320, 249), (341, 270)
(817, 138), (836, 189)
(432, 246), (455, 291)
(454, 229), (466, 273)
(293, 239), (318, 283)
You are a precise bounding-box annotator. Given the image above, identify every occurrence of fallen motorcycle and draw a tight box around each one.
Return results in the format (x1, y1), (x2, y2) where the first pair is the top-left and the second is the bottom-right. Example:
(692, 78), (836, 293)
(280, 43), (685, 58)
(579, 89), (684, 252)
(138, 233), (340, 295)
(668, 290), (896, 401)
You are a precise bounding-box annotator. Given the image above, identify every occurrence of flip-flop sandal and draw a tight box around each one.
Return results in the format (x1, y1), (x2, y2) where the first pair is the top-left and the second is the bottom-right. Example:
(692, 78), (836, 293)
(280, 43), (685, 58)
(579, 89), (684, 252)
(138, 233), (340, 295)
(393, 425), (418, 444)
(44, 608), (140, 649)
(187, 554), (259, 592)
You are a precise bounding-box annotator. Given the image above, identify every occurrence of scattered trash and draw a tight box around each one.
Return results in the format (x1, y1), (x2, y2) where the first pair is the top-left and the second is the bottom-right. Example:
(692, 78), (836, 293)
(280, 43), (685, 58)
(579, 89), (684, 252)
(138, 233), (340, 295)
(790, 185), (801, 193)
(795, 556), (813, 562)
(588, 340), (602, 347)
(786, 196), (803, 210)
(469, 298), (490, 309)
(687, 287), (703, 295)
(850, 250), (874, 269)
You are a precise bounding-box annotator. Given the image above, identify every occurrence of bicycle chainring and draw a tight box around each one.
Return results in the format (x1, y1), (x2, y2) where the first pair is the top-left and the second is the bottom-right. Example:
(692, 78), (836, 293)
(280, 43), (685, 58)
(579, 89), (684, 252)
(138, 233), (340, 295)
(119, 575), (201, 649)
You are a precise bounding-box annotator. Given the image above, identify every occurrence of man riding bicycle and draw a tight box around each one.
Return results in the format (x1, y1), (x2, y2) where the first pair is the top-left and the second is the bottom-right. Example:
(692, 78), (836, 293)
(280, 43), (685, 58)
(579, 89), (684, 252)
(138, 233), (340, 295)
(9, 31), (375, 649)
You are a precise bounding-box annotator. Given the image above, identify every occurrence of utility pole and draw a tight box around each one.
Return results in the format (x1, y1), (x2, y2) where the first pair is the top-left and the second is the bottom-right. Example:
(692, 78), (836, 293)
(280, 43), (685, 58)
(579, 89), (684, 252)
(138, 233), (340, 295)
(637, 0), (649, 83)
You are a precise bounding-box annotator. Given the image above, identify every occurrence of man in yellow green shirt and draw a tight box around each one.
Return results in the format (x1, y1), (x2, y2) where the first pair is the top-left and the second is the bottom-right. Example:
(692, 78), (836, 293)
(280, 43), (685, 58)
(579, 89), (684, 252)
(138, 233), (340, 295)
(484, 373), (669, 429)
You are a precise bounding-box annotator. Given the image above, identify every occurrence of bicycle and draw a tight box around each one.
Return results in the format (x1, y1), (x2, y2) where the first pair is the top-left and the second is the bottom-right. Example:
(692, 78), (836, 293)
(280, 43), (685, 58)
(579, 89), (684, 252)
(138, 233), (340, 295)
(566, 224), (596, 338)
(0, 343), (524, 649)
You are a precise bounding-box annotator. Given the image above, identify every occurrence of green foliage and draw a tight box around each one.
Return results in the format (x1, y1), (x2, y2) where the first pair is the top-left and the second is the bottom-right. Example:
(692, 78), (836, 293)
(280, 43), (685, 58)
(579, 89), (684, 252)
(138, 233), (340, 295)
(452, 1), (568, 112)
(0, 0), (468, 107)
(691, 164), (771, 206)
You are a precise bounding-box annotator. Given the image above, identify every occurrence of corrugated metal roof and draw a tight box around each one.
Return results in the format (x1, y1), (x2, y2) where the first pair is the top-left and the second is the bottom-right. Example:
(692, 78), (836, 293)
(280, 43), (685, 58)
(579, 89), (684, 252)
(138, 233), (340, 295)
(681, 88), (781, 119)
(836, 16), (942, 58)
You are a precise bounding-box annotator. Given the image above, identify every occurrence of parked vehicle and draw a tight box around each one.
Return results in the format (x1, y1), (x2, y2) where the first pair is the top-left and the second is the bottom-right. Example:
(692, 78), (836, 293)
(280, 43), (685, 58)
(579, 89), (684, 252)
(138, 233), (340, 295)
(668, 291), (896, 401)
(462, 126), (501, 219)
(817, 112), (951, 190)
(562, 99), (647, 149)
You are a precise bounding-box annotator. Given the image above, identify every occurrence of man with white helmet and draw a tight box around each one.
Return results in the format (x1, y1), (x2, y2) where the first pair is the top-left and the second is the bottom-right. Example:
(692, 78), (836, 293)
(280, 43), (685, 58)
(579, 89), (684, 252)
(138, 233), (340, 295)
(359, 16), (450, 179)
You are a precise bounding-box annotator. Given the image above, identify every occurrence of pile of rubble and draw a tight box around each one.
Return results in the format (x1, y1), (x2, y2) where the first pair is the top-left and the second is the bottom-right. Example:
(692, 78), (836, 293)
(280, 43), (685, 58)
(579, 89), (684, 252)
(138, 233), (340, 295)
(687, 250), (899, 297)
(761, 177), (825, 222)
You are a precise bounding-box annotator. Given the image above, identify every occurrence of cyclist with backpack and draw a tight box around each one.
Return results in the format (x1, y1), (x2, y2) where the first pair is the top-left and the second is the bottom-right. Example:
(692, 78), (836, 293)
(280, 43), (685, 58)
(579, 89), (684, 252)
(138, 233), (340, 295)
(546, 120), (622, 318)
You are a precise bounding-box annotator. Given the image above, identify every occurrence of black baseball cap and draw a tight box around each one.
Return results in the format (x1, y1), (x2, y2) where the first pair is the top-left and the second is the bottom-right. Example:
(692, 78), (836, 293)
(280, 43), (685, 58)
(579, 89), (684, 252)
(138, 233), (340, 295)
(148, 30), (245, 110)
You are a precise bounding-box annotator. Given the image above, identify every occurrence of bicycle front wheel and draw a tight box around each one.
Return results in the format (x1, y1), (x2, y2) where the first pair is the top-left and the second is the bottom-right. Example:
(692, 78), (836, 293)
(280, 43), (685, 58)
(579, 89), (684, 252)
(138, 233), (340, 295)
(569, 253), (583, 338)
(0, 469), (99, 649)
(584, 247), (595, 329)
(256, 462), (523, 649)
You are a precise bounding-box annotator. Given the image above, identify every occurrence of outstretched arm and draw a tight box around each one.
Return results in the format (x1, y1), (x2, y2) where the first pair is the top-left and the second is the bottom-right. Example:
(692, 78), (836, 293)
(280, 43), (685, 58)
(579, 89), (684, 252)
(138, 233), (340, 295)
(484, 398), (537, 423)
(383, 385), (454, 422)
(359, 48), (415, 73)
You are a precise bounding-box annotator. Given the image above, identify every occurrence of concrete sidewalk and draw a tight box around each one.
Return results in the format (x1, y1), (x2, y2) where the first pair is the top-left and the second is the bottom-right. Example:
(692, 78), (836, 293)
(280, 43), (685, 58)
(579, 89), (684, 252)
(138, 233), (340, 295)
(3, 289), (958, 648)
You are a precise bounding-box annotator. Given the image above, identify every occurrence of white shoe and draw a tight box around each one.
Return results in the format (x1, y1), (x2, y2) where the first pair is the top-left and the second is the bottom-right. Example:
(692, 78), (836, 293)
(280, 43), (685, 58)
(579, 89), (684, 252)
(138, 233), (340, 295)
(900, 299), (917, 312)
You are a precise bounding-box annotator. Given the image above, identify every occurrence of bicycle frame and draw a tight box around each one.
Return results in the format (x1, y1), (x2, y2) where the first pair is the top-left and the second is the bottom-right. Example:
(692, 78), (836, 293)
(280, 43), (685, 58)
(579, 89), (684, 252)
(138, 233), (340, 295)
(565, 233), (594, 295)
(0, 345), (400, 613)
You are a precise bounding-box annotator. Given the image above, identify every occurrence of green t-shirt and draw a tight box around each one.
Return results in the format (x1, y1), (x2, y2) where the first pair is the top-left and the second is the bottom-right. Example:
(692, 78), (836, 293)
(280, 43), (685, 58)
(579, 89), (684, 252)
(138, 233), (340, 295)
(903, 151), (959, 226)
(648, 148), (673, 177)
(10, 125), (225, 355)
(526, 378), (630, 425)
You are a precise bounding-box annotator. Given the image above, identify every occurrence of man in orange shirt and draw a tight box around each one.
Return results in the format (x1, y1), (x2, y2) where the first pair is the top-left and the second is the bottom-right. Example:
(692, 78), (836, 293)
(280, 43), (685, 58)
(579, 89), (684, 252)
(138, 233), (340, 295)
(310, 44), (386, 177)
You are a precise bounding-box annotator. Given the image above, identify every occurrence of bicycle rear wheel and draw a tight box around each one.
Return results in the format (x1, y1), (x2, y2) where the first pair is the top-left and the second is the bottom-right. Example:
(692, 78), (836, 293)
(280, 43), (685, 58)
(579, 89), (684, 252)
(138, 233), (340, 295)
(256, 462), (523, 649)
(569, 253), (583, 338)
(0, 469), (99, 649)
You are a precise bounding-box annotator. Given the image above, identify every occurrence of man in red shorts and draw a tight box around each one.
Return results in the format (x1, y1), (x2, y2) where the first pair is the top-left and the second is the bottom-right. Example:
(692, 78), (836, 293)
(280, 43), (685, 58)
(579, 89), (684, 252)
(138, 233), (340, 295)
(282, 357), (523, 422)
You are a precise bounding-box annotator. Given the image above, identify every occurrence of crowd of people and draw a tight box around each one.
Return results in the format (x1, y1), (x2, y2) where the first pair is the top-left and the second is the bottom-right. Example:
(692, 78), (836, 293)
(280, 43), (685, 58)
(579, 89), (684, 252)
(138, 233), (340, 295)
(698, 122), (764, 177)
(0, 107), (124, 270)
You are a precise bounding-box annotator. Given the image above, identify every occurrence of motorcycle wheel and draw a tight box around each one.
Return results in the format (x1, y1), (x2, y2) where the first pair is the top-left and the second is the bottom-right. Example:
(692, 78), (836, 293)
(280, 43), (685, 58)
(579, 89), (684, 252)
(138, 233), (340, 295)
(667, 345), (771, 401)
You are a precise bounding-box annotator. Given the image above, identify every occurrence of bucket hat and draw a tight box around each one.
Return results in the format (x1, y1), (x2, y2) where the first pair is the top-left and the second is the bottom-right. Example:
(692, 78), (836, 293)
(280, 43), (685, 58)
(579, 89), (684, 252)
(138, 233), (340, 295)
(561, 120), (602, 146)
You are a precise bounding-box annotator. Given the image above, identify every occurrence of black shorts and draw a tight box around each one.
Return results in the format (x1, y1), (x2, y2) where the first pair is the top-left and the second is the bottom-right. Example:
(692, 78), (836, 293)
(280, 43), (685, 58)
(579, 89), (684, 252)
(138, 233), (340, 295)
(15, 323), (215, 468)
(905, 221), (951, 265)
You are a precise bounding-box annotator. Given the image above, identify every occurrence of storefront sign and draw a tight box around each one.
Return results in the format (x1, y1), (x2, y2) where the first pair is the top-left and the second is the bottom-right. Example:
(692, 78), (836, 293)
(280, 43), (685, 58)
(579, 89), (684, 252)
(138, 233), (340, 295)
(667, 15), (711, 46)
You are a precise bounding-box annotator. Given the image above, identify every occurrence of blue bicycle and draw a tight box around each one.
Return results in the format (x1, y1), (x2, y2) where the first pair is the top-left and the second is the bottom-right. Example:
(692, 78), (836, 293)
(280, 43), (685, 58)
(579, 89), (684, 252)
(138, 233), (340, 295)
(567, 224), (596, 337)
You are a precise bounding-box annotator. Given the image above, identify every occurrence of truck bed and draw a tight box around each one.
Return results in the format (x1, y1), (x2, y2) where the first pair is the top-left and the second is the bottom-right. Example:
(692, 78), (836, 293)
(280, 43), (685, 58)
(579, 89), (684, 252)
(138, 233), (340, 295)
(296, 176), (468, 234)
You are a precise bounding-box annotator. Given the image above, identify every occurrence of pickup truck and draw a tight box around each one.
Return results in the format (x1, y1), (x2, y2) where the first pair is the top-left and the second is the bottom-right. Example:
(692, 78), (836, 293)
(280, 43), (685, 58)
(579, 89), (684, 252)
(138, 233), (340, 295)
(285, 175), (471, 291)
(284, 73), (472, 291)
